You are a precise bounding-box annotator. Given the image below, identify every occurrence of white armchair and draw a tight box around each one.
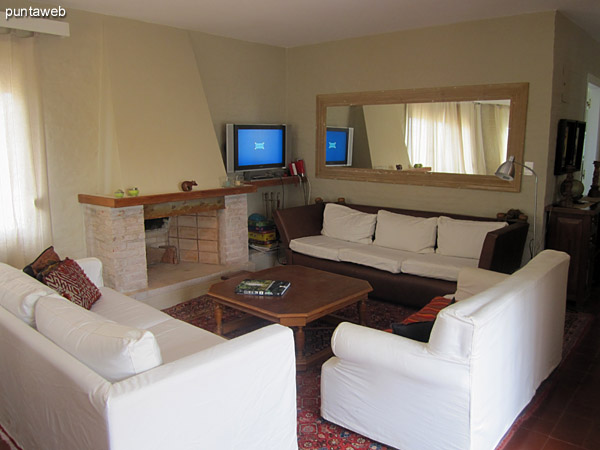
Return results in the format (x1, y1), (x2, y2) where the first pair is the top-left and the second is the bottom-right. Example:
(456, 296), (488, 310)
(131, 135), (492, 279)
(321, 250), (569, 450)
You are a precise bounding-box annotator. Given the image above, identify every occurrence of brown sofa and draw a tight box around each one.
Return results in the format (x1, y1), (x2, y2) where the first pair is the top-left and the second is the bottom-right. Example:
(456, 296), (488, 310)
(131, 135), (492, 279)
(274, 202), (529, 308)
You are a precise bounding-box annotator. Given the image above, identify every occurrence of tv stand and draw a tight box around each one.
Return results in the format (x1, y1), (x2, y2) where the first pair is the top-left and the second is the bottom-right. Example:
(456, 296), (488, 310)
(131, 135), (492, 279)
(244, 170), (287, 181)
(248, 177), (299, 188)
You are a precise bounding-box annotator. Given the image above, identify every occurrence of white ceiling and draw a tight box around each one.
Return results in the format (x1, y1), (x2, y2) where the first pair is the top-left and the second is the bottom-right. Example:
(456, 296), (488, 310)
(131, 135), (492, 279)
(60, 0), (600, 47)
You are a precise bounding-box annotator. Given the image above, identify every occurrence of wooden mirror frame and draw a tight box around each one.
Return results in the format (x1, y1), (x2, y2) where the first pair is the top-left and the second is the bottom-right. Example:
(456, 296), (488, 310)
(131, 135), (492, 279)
(316, 82), (529, 192)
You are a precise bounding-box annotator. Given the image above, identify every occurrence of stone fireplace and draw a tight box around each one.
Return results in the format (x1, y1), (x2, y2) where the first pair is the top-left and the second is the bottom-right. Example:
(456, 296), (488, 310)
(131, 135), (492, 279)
(79, 188), (254, 293)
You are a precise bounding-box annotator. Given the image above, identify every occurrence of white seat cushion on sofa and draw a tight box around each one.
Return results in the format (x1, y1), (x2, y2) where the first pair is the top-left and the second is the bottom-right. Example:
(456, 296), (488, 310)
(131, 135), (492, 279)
(373, 210), (437, 254)
(401, 253), (479, 281)
(91, 287), (172, 329)
(321, 203), (377, 244)
(339, 246), (415, 274)
(0, 263), (56, 327)
(35, 294), (163, 382)
(147, 319), (227, 364)
(290, 235), (366, 261)
(436, 216), (507, 259)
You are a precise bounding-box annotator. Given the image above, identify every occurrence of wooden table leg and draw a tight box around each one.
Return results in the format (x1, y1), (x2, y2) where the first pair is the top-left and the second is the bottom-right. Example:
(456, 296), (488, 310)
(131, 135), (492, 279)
(294, 326), (305, 357)
(214, 304), (223, 335)
(358, 298), (367, 325)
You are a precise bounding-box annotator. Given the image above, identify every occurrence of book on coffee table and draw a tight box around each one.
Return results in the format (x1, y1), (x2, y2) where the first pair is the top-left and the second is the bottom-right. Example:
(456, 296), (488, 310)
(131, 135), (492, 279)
(235, 279), (291, 296)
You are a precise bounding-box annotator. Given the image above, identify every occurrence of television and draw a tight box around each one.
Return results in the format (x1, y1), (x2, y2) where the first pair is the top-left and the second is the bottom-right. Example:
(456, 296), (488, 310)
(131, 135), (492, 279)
(326, 127), (354, 166)
(554, 119), (586, 175)
(225, 124), (289, 176)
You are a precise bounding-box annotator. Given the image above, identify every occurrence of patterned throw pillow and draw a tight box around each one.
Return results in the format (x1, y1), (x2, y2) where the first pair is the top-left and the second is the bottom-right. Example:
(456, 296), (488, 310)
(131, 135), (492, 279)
(23, 246), (61, 278)
(42, 258), (101, 310)
(401, 296), (454, 324)
(391, 296), (455, 342)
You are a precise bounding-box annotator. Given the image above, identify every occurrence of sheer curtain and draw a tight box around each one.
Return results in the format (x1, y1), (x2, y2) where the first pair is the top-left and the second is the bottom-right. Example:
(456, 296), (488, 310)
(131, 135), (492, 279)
(458, 102), (487, 174)
(482, 104), (510, 173)
(405, 101), (509, 175)
(406, 102), (468, 173)
(0, 34), (52, 268)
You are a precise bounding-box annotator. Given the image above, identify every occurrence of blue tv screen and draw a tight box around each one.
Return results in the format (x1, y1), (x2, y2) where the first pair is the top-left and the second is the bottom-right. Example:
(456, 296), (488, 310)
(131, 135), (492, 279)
(326, 127), (353, 166)
(235, 126), (285, 170)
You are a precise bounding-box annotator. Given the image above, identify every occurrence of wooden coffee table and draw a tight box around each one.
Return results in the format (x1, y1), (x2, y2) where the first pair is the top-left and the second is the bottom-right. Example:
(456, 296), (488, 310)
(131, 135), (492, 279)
(207, 265), (373, 370)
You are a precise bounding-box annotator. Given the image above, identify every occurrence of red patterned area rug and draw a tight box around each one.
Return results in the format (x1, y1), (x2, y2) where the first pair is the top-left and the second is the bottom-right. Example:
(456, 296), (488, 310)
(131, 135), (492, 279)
(164, 296), (593, 450)
(163, 295), (417, 356)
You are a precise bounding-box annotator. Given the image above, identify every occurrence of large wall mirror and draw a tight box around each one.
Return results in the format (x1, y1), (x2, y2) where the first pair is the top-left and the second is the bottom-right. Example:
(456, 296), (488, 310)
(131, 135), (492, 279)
(316, 83), (529, 191)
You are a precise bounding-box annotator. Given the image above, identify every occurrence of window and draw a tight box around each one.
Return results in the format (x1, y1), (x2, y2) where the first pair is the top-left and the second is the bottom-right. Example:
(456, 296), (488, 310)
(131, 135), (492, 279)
(0, 34), (52, 267)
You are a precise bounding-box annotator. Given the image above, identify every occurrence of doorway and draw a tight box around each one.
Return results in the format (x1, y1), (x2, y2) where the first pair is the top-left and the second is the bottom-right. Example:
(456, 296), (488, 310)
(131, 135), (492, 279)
(582, 78), (600, 193)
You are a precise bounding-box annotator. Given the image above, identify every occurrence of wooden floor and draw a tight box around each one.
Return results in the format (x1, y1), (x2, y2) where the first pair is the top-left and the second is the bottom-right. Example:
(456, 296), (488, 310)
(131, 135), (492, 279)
(502, 295), (600, 450)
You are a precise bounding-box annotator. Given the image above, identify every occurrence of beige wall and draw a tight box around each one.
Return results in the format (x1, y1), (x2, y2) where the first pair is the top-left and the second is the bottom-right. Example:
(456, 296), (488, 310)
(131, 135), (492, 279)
(189, 31), (287, 148)
(100, 17), (226, 195)
(362, 104), (411, 170)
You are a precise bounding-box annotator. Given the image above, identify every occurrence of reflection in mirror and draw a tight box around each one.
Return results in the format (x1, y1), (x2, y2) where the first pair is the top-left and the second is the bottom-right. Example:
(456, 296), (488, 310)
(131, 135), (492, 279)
(317, 83), (528, 192)
(327, 101), (510, 174)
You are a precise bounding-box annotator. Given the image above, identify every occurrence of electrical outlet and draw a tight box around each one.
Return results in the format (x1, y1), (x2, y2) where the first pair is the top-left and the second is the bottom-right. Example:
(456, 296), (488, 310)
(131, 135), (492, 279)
(524, 161), (534, 176)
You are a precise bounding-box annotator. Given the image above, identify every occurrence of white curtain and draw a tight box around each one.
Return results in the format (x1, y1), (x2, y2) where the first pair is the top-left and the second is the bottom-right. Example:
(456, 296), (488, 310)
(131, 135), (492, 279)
(485, 104), (510, 173)
(0, 34), (52, 268)
(405, 101), (509, 175)
(458, 102), (487, 174)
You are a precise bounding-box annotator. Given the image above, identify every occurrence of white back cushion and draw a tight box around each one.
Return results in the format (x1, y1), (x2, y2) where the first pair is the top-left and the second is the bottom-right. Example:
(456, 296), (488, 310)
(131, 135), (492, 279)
(0, 263), (55, 327)
(35, 295), (162, 382)
(321, 203), (377, 244)
(436, 216), (507, 259)
(374, 210), (437, 253)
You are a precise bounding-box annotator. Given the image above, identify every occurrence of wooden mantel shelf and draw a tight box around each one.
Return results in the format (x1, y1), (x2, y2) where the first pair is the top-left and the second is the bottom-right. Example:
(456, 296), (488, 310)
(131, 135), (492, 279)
(78, 184), (258, 208)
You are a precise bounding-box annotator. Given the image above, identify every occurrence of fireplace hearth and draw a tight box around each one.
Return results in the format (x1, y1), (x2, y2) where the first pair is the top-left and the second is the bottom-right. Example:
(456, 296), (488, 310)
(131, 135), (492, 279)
(80, 191), (250, 293)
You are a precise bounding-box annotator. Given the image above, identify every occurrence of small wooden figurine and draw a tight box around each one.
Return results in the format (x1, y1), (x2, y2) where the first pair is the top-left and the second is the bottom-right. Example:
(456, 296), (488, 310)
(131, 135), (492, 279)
(497, 209), (528, 223)
(181, 180), (197, 192)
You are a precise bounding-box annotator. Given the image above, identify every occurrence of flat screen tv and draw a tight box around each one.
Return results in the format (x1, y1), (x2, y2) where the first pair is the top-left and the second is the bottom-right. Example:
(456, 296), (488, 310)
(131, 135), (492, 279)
(554, 119), (586, 175)
(225, 124), (289, 175)
(326, 127), (354, 166)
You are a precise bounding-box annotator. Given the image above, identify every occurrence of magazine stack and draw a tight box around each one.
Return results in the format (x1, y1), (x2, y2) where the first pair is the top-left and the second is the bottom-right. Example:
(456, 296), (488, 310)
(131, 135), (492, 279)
(248, 213), (278, 253)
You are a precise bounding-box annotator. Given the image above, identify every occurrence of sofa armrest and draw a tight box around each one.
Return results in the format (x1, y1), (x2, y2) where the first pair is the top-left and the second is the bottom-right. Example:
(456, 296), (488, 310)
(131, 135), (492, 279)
(331, 322), (468, 380)
(106, 324), (298, 450)
(478, 221), (528, 273)
(75, 257), (104, 287)
(274, 203), (325, 249)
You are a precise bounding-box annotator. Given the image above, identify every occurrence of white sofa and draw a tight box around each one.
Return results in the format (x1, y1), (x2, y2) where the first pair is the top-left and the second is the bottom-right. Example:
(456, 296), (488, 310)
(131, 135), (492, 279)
(0, 257), (298, 450)
(321, 249), (569, 450)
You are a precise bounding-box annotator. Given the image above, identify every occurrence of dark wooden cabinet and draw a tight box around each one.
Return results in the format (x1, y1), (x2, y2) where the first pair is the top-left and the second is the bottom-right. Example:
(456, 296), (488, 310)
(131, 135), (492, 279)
(545, 204), (600, 308)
